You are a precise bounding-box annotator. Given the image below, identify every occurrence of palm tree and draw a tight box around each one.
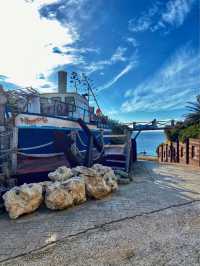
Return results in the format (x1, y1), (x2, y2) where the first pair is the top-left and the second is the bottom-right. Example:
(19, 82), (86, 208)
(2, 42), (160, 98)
(185, 95), (200, 125)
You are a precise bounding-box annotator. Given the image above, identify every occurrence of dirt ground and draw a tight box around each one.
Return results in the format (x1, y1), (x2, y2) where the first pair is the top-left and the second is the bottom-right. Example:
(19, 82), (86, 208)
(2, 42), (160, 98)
(0, 160), (200, 266)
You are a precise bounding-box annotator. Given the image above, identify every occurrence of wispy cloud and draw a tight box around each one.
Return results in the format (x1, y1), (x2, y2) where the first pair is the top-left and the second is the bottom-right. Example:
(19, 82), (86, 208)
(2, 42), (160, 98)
(97, 59), (137, 92)
(121, 44), (200, 112)
(83, 46), (128, 74)
(126, 37), (138, 47)
(162, 0), (195, 27)
(128, 3), (159, 32)
(128, 0), (196, 33)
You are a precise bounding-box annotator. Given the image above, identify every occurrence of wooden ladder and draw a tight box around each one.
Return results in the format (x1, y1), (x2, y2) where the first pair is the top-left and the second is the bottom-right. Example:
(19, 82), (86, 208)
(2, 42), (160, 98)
(103, 130), (133, 172)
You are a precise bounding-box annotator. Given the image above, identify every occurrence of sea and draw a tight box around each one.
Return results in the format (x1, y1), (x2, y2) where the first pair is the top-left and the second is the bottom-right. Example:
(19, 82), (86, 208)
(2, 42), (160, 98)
(132, 130), (166, 156)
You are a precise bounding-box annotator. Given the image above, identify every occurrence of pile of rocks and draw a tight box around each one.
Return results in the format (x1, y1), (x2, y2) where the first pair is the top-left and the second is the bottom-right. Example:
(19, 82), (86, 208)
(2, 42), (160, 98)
(3, 164), (131, 219)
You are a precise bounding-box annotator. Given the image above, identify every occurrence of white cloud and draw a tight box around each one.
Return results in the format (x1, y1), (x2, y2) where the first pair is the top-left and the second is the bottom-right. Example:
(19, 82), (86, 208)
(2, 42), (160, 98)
(129, 17), (151, 33)
(97, 60), (137, 92)
(128, 0), (195, 33)
(121, 44), (200, 112)
(0, 0), (78, 90)
(128, 3), (159, 32)
(84, 46), (128, 74)
(111, 47), (127, 63)
(162, 0), (194, 27)
(126, 37), (138, 47)
(106, 109), (119, 117)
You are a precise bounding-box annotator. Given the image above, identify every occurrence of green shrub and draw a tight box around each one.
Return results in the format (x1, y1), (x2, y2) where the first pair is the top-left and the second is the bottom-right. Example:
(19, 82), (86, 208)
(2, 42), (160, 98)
(179, 124), (200, 142)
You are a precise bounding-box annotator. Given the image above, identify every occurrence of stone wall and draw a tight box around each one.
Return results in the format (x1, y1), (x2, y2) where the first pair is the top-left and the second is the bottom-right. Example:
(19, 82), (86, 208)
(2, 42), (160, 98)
(189, 138), (200, 167)
(157, 138), (200, 168)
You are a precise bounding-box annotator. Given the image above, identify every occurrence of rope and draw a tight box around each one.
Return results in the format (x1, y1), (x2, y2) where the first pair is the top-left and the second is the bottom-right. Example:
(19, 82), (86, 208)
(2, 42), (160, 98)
(0, 141), (54, 157)
(18, 141), (53, 151)
(17, 152), (63, 158)
(93, 147), (104, 161)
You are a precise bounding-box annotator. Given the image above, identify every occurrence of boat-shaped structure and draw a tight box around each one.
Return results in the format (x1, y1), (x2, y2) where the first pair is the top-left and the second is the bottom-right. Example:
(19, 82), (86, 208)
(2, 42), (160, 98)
(0, 71), (135, 185)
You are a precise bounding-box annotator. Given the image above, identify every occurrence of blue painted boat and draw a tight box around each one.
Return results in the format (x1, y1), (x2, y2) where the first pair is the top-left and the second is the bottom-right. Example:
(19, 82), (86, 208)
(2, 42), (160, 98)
(9, 71), (113, 179)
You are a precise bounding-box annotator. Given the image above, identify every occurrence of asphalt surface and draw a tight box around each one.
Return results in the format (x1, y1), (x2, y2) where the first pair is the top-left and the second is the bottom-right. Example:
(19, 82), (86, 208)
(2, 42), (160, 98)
(0, 160), (200, 266)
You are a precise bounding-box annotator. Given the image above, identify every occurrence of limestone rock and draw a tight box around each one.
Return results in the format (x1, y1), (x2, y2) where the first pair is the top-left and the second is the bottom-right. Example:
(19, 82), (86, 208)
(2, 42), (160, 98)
(3, 183), (43, 219)
(39, 181), (52, 193)
(72, 164), (118, 199)
(72, 166), (97, 177)
(48, 166), (73, 182)
(45, 177), (86, 210)
(66, 177), (86, 205)
(103, 172), (118, 191)
(92, 164), (113, 176)
(73, 164), (113, 199)
(45, 181), (74, 210)
(84, 174), (111, 199)
(92, 164), (118, 192)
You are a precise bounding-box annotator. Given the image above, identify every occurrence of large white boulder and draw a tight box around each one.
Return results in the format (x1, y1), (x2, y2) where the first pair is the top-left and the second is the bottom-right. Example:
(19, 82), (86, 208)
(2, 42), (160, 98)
(3, 183), (43, 219)
(45, 177), (86, 210)
(66, 177), (86, 205)
(92, 164), (118, 192)
(103, 172), (118, 192)
(84, 174), (112, 200)
(73, 164), (117, 199)
(48, 166), (73, 182)
(92, 164), (113, 176)
(45, 181), (73, 210)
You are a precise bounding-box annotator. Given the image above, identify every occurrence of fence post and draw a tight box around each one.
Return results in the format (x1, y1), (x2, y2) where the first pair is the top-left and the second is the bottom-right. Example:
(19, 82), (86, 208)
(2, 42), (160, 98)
(125, 128), (132, 172)
(176, 139), (179, 163)
(186, 138), (189, 164)
(11, 126), (18, 174)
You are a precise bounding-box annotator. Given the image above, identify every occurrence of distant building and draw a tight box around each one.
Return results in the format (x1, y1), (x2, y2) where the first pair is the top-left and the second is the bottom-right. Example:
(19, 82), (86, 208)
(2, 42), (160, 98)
(58, 71), (67, 94)
(40, 71), (90, 122)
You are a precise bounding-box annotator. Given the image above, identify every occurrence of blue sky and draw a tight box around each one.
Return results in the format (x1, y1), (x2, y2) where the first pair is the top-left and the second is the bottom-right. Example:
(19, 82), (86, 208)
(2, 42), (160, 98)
(0, 0), (199, 122)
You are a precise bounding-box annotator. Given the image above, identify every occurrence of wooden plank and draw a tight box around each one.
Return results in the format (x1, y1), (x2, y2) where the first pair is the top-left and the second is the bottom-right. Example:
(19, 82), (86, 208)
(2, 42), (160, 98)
(104, 144), (125, 148)
(103, 135), (126, 138)
(11, 127), (18, 174)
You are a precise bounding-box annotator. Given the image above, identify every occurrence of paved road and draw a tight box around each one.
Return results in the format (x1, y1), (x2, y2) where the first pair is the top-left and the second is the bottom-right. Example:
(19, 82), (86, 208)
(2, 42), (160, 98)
(0, 161), (200, 266)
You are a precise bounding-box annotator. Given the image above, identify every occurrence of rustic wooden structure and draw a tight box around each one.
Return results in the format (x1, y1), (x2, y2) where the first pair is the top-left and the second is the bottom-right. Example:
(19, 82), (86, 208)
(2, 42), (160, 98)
(0, 86), (13, 182)
(157, 138), (200, 168)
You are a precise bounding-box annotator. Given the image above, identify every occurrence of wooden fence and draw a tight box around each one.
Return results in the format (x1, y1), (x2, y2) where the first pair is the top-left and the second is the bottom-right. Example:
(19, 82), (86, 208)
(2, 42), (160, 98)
(157, 138), (200, 168)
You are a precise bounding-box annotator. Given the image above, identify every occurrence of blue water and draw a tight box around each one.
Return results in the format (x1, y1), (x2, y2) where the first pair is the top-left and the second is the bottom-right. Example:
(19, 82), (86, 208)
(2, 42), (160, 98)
(132, 131), (166, 156)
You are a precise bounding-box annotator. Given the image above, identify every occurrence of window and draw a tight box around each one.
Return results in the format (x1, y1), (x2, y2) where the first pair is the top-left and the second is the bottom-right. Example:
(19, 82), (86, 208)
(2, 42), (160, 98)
(40, 97), (51, 114)
(65, 97), (76, 112)
(192, 146), (195, 158)
(52, 97), (61, 102)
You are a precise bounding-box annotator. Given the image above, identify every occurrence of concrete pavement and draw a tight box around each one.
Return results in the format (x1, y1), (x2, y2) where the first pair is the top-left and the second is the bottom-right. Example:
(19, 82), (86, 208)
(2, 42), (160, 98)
(0, 160), (200, 265)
